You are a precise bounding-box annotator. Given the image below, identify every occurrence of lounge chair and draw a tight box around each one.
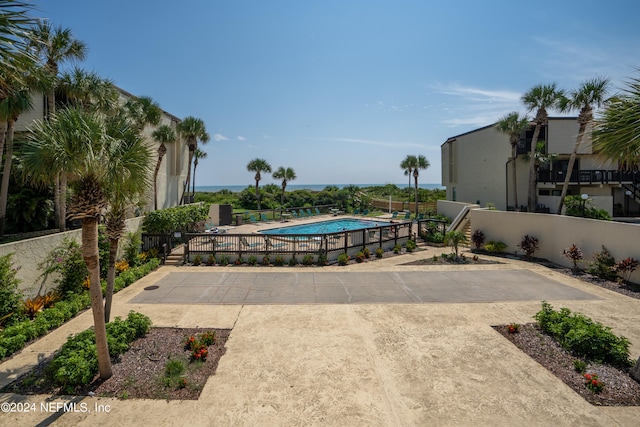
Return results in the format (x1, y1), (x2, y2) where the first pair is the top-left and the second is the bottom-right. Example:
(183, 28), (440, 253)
(291, 211), (299, 220)
(353, 209), (360, 215)
(265, 236), (287, 250)
(306, 208), (314, 217)
(362, 209), (369, 216)
(402, 212), (411, 220)
(260, 213), (273, 223)
(390, 211), (398, 219)
(248, 214), (259, 224)
(210, 237), (233, 250)
(314, 207), (322, 216)
(417, 213), (425, 220)
(298, 210), (307, 218)
(241, 236), (263, 249)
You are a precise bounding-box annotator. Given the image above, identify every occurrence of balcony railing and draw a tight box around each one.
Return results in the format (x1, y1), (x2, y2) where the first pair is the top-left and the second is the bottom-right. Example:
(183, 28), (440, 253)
(537, 169), (639, 185)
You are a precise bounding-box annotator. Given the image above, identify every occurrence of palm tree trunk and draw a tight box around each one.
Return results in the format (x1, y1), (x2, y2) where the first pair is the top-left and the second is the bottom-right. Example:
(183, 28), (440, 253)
(181, 148), (194, 205)
(281, 183), (286, 207)
(556, 123), (587, 214)
(527, 125), (542, 212)
(0, 119), (15, 237)
(104, 237), (118, 323)
(153, 153), (164, 211)
(255, 181), (261, 210)
(81, 217), (112, 380)
(59, 175), (67, 231)
(191, 161), (197, 198)
(512, 145), (518, 209)
(414, 176), (419, 216)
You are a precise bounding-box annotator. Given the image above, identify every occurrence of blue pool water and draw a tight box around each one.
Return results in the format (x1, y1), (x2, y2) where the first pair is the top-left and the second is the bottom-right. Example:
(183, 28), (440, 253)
(259, 218), (392, 235)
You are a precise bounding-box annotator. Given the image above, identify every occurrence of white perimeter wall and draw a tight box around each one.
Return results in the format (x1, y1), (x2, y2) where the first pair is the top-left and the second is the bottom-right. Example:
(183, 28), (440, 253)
(470, 209), (640, 284)
(0, 217), (144, 297)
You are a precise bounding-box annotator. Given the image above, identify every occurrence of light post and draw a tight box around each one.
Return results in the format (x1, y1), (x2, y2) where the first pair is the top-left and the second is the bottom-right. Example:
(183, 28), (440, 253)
(581, 193), (589, 217)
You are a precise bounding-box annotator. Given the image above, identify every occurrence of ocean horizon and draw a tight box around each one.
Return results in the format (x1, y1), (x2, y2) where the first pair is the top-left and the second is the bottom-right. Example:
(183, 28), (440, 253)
(196, 183), (444, 193)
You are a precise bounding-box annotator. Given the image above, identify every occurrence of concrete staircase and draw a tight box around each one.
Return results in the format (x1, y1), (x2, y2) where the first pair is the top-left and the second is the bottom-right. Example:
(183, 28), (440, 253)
(164, 245), (184, 266)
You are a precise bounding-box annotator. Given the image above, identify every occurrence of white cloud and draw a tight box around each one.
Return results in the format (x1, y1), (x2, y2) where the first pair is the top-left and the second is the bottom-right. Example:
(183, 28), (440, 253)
(262, 133), (272, 139)
(213, 133), (228, 141)
(431, 84), (521, 103)
(237, 136), (246, 141)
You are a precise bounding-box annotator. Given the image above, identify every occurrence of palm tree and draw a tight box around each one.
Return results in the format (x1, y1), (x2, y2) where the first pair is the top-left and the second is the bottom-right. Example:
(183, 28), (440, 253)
(521, 83), (564, 212)
(29, 21), (87, 231)
(58, 67), (118, 114)
(21, 107), (122, 380)
(191, 148), (207, 197)
(400, 155), (416, 209)
(0, 1), (35, 87)
(102, 113), (153, 323)
(247, 158), (272, 210)
(593, 71), (640, 169)
(495, 112), (530, 210)
(272, 166), (297, 207)
(412, 155), (430, 216)
(555, 77), (610, 214)
(176, 116), (209, 204)
(123, 95), (162, 132)
(151, 124), (177, 210)
(0, 87), (32, 237)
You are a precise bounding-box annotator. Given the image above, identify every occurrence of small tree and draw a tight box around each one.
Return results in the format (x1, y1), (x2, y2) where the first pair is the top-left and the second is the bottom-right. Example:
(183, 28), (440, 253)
(445, 230), (468, 259)
(471, 229), (485, 250)
(563, 244), (583, 273)
(518, 235), (539, 259)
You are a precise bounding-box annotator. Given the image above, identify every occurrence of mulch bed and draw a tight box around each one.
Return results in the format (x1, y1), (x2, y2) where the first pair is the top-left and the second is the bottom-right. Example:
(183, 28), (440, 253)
(494, 323), (640, 406)
(3, 328), (230, 400)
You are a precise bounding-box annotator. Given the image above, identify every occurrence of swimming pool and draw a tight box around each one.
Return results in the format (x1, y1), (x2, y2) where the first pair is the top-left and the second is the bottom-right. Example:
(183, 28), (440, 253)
(259, 218), (392, 235)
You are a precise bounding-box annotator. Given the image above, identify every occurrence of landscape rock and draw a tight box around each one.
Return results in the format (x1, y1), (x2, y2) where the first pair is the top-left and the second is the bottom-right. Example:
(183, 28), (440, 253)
(631, 356), (640, 383)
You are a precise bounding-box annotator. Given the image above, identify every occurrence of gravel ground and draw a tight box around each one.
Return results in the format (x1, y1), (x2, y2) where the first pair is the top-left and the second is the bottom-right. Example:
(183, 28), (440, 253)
(494, 323), (640, 406)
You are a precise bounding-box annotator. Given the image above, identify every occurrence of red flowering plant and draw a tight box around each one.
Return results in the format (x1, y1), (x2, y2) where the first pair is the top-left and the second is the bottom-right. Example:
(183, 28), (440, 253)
(191, 343), (208, 362)
(507, 323), (520, 334)
(200, 331), (216, 346)
(583, 373), (604, 393)
(184, 335), (197, 352)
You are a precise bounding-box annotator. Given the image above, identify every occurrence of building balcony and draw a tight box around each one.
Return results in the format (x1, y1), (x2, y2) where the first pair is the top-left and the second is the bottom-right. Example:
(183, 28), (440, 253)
(536, 169), (639, 185)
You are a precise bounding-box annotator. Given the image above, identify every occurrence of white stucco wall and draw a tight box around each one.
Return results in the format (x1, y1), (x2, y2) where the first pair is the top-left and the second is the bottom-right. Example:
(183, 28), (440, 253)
(470, 209), (640, 284)
(0, 217), (144, 297)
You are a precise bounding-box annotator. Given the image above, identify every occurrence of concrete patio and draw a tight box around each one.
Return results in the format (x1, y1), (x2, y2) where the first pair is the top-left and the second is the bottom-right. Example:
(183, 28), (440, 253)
(1, 246), (639, 426)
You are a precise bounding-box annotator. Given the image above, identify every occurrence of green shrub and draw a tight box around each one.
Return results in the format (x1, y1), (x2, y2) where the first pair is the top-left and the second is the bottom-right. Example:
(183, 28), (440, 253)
(393, 244), (401, 254)
(288, 257), (298, 266)
(206, 254), (217, 266)
(274, 256), (285, 266)
(362, 247), (371, 259)
(587, 246), (617, 281)
(302, 254), (314, 266)
(316, 254), (328, 266)
(123, 232), (143, 267)
(218, 256), (229, 266)
(471, 230), (485, 249)
(0, 253), (22, 321)
(262, 255), (270, 266)
(485, 240), (507, 253)
(534, 301), (632, 367)
(47, 311), (151, 390)
(337, 253), (350, 266)
(38, 238), (88, 295)
(355, 251), (365, 263)
(406, 240), (417, 252)
(142, 203), (210, 234)
(247, 255), (257, 266)
(375, 247), (384, 258)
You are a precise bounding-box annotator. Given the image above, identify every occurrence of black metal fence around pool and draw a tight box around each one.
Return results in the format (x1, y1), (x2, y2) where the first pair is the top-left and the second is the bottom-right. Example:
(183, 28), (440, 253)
(182, 221), (412, 264)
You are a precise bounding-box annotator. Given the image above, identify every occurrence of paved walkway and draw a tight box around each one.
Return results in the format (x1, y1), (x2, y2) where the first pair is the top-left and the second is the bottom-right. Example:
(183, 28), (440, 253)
(1, 247), (640, 426)
(131, 270), (598, 305)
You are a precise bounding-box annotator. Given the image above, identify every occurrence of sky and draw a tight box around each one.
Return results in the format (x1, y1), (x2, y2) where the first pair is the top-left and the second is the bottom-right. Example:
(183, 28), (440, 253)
(33, 0), (640, 187)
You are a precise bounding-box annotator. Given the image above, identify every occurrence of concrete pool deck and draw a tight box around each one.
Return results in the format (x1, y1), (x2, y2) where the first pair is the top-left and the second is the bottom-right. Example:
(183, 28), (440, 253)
(1, 246), (640, 426)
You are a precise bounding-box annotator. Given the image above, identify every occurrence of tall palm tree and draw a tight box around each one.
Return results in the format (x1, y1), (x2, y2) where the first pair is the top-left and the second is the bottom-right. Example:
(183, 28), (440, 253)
(103, 113), (153, 323)
(593, 71), (640, 169)
(58, 67), (118, 114)
(272, 166), (296, 207)
(21, 107), (128, 380)
(555, 77), (610, 214)
(521, 83), (564, 212)
(0, 87), (32, 237)
(412, 155), (430, 215)
(29, 21), (87, 231)
(191, 148), (207, 197)
(247, 158), (272, 210)
(123, 95), (162, 132)
(0, 1), (35, 88)
(400, 155), (416, 210)
(176, 116), (209, 204)
(495, 112), (530, 210)
(151, 124), (176, 210)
